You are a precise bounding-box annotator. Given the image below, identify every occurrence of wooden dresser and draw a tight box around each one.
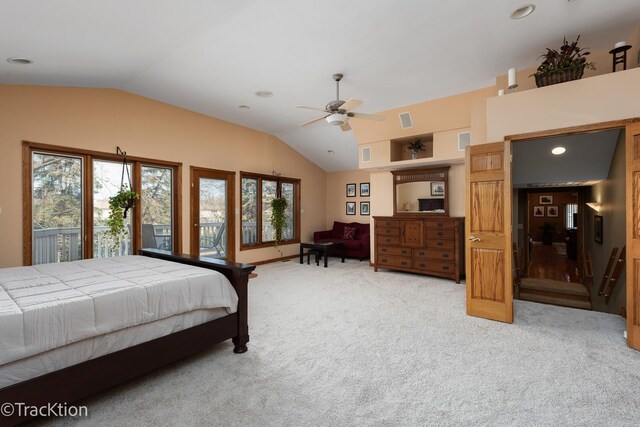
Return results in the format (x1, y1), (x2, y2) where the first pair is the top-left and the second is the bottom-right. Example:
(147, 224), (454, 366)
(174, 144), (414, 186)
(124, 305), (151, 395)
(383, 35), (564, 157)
(373, 216), (465, 283)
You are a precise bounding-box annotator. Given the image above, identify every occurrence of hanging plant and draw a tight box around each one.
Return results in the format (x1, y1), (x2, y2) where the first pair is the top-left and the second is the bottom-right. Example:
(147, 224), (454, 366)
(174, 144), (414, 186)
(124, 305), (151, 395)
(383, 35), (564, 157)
(105, 146), (139, 250)
(106, 186), (139, 249)
(270, 196), (288, 254)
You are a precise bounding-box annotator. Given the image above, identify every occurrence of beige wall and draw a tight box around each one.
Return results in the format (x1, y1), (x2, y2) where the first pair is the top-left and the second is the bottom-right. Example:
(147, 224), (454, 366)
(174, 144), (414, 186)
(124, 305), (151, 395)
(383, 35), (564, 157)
(487, 68), (640, 142)
(325, 170), (371, 228)
(0, 85), (327, 267)
(588, 132), (627, 314)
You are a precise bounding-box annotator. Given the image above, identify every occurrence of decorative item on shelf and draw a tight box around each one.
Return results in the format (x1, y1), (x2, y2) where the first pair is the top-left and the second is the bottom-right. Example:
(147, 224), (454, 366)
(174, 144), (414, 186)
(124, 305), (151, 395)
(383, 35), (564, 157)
(405, 138), (425, 160)
(532, 35), (595, 88)
(270, 171), (288, 255)
(609, 41), (632, 72)
(106, 147), (140, 249)
(507, 68), (518, 92)
(498, 89), (505, 96)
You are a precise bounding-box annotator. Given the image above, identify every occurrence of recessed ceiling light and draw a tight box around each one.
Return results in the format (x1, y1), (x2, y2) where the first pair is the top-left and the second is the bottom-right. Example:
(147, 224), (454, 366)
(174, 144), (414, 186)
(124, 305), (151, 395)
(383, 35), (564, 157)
(255, 90), (273, 98)
(6, 57), (33, 65)
(551, 146), (566, 155)
(327, 150), (335, 154)
(238, 105), (251, 109)
(510, 4), (535, 19)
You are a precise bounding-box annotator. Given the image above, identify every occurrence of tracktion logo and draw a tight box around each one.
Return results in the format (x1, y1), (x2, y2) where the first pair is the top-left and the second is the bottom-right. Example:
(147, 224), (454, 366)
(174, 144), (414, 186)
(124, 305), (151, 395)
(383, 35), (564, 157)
(1, 402), (88, 418)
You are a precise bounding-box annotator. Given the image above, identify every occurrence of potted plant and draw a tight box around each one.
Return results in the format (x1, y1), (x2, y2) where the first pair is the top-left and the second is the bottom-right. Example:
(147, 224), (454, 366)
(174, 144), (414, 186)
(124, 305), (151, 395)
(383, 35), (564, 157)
(405, 139), (425, 160)
(270, 196), (288, 255)
(539, 221), (556, 246)
(532, 35), (595, 87)
(106, 185), (139, 249)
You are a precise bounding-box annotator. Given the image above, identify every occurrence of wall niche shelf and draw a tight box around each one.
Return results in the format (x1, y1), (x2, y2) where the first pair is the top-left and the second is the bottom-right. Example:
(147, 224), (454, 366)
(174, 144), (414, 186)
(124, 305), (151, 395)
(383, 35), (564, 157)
(390, 133), (433, 162)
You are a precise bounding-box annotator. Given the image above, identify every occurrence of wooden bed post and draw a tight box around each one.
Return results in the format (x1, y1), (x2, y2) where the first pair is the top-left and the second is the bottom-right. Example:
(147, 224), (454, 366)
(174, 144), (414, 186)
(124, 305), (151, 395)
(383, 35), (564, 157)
(231, 267), (250, 353)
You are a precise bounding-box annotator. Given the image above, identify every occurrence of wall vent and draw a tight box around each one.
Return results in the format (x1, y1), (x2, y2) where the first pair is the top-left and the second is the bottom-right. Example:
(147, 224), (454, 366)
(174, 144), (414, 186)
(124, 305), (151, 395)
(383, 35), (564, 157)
(399, 112), (413, 129)
(458, 132), (471, 151)
(362, 147), (371, 163)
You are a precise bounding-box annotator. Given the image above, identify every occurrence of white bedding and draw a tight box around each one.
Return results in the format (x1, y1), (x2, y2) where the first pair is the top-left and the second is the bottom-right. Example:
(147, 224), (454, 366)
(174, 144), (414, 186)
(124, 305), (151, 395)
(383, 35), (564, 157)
(0, 256), (238, 367)
(0, 308), (229, 388)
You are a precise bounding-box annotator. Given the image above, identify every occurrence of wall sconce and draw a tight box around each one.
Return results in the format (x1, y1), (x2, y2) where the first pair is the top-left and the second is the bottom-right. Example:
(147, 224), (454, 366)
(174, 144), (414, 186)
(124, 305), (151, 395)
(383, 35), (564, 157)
(586, 202), (601, 212)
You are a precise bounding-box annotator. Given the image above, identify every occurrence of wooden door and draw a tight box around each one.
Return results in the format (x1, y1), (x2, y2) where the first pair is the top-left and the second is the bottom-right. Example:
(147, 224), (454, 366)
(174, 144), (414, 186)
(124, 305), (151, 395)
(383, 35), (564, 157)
(626, 123), (640, 350)
(401, 220), (424, 247)
(465, 142), (513, 323)
(190, 167), (235, 261)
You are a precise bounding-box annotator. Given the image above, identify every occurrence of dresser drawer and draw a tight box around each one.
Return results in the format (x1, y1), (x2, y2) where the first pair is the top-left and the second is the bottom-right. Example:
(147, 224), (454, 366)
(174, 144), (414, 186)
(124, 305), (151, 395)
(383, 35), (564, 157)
(425, 220), (454, 230)
(376, 227), (400, 236)
(377, 235), (401, 245)
(376, 219), (399, 228)
(426, 229), (454, 239)
(426, 239), (455, 249)
(412, 259), (454, 273)
(413, 248), (455, 261)
(378, 246), (412, 257)
(378, 255), (412, 269)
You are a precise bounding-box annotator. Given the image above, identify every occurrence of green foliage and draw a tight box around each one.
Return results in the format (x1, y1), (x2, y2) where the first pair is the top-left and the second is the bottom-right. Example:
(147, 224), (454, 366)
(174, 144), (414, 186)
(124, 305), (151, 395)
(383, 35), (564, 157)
(405, 138), (425, 152)
(533, 35), (596, 77)
(270, 196), (288, 252)
(106, 186), (139, 249)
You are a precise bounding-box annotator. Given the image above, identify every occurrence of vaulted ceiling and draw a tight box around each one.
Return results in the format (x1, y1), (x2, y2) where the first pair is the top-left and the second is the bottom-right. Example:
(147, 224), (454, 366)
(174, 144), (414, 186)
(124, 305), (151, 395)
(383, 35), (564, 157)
(1, 1), (639, 171)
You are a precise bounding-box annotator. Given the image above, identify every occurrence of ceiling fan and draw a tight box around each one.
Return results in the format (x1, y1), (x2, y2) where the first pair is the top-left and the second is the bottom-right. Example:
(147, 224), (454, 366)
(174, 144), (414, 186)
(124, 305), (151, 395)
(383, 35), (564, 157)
(296, 73), (385, 131)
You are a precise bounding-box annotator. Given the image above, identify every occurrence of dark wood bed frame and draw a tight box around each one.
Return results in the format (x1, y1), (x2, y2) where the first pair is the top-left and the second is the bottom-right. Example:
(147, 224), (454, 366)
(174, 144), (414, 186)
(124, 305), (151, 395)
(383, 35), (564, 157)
(0, 249), (255, 426)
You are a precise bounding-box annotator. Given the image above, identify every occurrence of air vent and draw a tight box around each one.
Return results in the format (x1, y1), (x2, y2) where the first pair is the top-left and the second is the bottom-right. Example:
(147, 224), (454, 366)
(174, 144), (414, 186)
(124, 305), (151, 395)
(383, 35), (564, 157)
(458, 132), (471, 151)
(362, 147), (371, 163)
(399, 112), (413, 129)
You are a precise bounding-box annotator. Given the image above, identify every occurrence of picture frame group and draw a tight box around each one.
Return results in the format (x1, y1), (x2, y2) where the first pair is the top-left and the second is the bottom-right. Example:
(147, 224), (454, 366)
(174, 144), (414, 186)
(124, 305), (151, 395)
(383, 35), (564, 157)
(533, 205), (558, 218)
(346, 182), (370, 197)
(346, 201), (370, 216)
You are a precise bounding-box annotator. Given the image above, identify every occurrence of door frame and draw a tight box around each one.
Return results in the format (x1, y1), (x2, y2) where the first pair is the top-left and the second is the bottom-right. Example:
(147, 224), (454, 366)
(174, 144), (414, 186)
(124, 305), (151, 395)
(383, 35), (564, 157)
(503, 117), (640, 350)
(190, 166), (236, 261)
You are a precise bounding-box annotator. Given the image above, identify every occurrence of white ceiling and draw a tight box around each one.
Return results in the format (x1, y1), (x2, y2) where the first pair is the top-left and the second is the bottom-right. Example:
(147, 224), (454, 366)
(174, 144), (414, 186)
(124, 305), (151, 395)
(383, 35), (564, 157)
(512, 129), (620, 188)
(1, 1), (639, 172)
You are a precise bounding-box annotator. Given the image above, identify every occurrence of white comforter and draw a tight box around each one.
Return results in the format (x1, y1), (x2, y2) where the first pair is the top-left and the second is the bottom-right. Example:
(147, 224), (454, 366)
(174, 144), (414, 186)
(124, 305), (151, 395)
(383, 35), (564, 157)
(0, 256), (238, 366)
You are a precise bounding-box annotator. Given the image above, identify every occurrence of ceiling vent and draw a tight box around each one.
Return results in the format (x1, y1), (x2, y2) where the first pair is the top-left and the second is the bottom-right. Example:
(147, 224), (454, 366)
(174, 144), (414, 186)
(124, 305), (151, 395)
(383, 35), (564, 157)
(458, 132), (471, 151)
(399, 112), (413, 129)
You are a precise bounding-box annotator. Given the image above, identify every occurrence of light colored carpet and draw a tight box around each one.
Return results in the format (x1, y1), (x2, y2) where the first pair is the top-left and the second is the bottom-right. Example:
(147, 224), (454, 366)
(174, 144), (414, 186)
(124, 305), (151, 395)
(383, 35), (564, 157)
(40, 260), (640, 426)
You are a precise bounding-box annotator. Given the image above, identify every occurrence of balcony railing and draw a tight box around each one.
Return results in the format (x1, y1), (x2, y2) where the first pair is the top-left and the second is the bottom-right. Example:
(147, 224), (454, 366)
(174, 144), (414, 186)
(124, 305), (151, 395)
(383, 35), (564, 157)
(32, 220), (291, 265)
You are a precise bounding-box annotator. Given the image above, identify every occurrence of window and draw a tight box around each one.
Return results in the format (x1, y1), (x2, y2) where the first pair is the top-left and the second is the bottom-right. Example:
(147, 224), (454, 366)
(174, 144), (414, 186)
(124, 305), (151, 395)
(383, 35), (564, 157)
(24, 142), (181, 265)
(32, 153), (83, 265)
(240, 172), (300, 249)
(566, 203), (578, 229)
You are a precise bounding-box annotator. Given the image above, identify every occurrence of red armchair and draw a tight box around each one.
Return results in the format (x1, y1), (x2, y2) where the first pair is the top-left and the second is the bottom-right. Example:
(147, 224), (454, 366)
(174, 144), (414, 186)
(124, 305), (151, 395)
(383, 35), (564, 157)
(313, 221), (370, 260)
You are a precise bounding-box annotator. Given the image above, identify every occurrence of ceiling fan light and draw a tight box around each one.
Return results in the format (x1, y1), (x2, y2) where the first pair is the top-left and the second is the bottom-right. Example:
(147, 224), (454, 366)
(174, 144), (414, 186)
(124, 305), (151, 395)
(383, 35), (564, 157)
(325, 113), (347, 126)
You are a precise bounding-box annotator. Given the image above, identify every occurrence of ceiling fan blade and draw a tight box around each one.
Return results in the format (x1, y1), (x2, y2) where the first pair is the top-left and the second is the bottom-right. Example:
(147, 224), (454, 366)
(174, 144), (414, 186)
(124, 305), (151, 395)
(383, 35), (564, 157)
(351, 112), (385, 121)
(339, 98), (363, 112)
(300, 115), (327, 127)
(296, 105), (327, 112)
(340, 122), (352, 132)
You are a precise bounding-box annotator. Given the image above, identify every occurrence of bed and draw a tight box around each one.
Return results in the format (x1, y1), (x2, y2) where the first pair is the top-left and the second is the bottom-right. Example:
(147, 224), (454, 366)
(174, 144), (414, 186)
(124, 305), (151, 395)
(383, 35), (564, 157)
(0, 249), (255, 425)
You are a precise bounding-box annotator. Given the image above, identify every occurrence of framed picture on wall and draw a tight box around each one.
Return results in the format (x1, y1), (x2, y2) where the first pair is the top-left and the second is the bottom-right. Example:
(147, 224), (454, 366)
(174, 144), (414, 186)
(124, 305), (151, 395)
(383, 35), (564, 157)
(539, 195), (553, 205)
(360, 201), (370, 216)
(346, 183), (356, 197)
(346, 202), (356, 215)
(431, 181), (445, 196)
(533, 206), (545, 217)
(547, 206), (559, 217)
(594, 215), (603, 244)
(360, 182), (370, 197)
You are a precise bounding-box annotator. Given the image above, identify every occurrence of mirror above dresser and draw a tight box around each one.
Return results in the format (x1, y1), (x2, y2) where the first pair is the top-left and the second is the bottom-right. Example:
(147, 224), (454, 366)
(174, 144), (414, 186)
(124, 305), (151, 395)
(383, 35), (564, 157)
(392, 166), (449, 216)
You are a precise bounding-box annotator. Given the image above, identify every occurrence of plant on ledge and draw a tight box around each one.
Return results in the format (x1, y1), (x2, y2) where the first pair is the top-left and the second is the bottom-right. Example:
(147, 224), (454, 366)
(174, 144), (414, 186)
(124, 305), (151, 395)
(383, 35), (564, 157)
(405, 138), (425, 159)
(532, 35), (595, 87)
(270, 196), (288, 255)
(106, 185), (139, 249)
